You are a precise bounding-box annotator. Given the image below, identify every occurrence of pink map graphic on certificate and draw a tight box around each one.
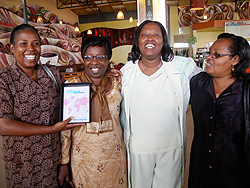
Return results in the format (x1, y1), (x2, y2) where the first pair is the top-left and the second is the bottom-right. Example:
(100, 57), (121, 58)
(64, 96), (89, 115)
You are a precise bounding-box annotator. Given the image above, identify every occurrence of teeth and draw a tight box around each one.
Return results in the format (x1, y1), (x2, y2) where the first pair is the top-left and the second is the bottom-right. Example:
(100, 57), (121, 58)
(91, 68), (99, 73)
(145, 44), (155, 48)
(206, 63), (212, 67)
(25, 55), (36, 60)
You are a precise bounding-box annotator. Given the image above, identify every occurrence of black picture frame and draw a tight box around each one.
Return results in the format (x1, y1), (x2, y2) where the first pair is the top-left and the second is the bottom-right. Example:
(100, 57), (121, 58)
(60, 82), (91, 123)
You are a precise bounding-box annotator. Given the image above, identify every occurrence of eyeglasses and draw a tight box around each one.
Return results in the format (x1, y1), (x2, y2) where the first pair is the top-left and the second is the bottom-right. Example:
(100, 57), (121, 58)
(207, 52), (233, 59)
(83, 55), (107, 62)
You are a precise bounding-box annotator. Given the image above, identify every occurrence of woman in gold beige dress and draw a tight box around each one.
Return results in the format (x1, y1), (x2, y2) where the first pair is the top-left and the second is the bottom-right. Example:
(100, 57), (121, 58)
(58, 36), (127, 187)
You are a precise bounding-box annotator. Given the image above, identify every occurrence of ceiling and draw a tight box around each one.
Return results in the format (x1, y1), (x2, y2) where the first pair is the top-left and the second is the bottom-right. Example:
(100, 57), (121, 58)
(57, 0), (236, 16)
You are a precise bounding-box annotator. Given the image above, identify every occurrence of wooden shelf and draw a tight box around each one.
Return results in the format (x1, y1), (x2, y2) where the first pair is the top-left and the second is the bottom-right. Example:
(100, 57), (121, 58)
(193, 19), (250, 30)
(82, 27), (136, 48)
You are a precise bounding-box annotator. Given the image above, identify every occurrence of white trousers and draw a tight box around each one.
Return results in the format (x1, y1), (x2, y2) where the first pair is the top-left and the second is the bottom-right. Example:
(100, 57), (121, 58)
(130, 148), (182, 188)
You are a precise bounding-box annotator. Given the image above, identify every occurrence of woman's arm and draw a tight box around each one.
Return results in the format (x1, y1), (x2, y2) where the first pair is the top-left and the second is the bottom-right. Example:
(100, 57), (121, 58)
(0, 117), (82, 136)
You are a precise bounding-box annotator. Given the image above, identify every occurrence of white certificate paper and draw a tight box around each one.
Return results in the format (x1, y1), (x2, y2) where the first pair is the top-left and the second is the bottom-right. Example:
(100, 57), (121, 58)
(60, 83), (91, 123)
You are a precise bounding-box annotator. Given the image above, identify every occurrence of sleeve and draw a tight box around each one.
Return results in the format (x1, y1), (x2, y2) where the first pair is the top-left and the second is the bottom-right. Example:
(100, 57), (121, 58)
(60, 129), (72, 164)
(0, 72), (14, 120)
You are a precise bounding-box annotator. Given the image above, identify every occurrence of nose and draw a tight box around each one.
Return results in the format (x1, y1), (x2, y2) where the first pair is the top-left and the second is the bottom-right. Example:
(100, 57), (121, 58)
(27, 43), (34, 51)
(91, 57), (99, 64)
(147, 35), (153, 40)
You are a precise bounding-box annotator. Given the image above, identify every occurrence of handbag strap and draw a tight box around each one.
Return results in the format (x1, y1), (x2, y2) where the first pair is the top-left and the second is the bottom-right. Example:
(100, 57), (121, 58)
(41, 65), (60, 91)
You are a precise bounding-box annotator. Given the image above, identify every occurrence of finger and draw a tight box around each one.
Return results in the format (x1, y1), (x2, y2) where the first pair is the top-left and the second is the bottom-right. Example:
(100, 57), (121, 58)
(66, 175), (70, 182)
(67, 123), (85, 128)
(118, 70), (123, 77)
(118, 77), (121, 83)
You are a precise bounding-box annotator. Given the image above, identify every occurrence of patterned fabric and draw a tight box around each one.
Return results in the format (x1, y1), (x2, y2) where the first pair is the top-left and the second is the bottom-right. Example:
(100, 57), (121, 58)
(78, 71), (113, 133)
(0, 62), (64, 188)
(60, 77), (127, 188)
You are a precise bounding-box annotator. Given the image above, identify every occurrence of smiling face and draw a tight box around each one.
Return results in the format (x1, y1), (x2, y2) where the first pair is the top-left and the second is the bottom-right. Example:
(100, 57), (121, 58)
(10, 29), (41, 71)
(83, 45), (109, 85)
(206, 38), (239, 78)
(138, 22), (164, 61)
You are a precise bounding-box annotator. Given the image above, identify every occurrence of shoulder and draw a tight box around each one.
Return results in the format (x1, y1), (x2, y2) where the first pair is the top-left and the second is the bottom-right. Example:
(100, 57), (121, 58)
(0, 67), (12, 83)
(190, 72), (210, 86)
(120, 60), (137, 74)
(120, 60), (138, 80)
(171, 56), (196, 69)
(0, 67), (10, 74)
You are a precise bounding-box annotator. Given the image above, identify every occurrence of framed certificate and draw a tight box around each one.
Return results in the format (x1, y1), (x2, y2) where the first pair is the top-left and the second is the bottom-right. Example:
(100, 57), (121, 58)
(60, 82), (91, 123)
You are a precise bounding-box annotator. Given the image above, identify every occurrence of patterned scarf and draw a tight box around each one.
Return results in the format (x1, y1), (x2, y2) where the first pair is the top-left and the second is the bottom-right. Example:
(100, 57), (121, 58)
(80, 70), (113, 133)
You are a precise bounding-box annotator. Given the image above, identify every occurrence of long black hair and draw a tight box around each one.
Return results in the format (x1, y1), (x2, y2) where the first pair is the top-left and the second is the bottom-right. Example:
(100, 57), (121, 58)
(217, 33), (250, 79)
(131, 20), (174, 63)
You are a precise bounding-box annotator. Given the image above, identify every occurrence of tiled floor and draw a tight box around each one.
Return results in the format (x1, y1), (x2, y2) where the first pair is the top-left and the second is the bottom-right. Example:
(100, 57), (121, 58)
(0, 105), (194, 188)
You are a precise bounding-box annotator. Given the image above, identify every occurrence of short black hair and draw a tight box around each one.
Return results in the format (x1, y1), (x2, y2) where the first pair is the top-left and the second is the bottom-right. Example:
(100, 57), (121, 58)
(81, 36), (112, 60)
(217, 33), (250, 79)
(10, 24), (41, 45)
(131, 20), (174, 63)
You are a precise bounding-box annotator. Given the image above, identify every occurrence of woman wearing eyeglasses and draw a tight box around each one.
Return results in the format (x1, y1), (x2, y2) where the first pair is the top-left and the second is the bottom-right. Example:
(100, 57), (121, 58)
(188, 33), (250, 188)
(58, 36), (127, 187)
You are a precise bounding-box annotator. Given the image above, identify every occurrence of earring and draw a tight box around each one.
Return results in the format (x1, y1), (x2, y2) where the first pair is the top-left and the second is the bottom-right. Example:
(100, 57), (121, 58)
(232, 66), (235, 72)
(139, 53), (141, 59)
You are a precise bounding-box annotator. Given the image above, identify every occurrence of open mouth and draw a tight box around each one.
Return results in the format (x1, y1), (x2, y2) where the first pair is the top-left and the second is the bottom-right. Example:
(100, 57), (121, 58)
(206, 62), (212, 67)
(25, 55), (36, 60)
(91, 67), (100, 73)
(145, 44), (155, 49)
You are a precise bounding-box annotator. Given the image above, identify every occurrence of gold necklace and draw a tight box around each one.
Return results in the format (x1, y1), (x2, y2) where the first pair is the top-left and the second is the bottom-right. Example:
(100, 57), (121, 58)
(140, 60), (162, 75)
(215, 86), (228, 98)
(29, 70), (37, 79)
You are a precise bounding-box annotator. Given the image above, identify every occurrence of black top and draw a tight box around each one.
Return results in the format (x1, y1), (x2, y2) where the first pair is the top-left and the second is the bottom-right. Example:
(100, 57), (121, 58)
(188, 72), (249, 188)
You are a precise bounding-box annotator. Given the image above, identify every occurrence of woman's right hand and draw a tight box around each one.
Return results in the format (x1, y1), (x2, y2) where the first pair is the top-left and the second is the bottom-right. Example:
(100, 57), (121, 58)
(58, 164), (70, 186)
(53, 116), (84, 132)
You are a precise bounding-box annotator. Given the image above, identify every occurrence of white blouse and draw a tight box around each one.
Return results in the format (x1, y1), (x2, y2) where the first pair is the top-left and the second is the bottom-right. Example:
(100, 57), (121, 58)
(129, 64), (181, 154)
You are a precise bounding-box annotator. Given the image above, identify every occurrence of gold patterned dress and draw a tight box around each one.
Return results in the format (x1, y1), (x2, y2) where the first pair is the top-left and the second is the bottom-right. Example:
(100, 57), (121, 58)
(60, 76), (127, 188)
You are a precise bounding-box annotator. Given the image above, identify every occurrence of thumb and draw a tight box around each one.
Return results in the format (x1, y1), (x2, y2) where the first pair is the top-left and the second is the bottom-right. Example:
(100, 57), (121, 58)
(64, 116), (73, 124)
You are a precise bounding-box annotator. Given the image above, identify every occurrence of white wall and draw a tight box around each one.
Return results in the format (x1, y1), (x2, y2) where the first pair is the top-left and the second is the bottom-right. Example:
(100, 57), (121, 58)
(193, 30), (223, 53)
(111, 45), (133, 64)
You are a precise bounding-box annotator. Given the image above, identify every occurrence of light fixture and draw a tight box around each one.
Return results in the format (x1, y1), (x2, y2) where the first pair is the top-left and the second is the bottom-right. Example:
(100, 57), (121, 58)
(87, 29), (92, 35)
(59, 20), (63, 25)
(129, 17), (133, 23)
(117, 11), (124, 19)
(203, 15), (207, 19)
(75, 26), (80, 32)
(190, 0), (204, 10)
(37, 16), (43, 23)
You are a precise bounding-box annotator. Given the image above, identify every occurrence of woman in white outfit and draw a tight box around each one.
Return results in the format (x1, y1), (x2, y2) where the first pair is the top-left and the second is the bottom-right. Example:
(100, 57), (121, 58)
(120, 20), (200, 188)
